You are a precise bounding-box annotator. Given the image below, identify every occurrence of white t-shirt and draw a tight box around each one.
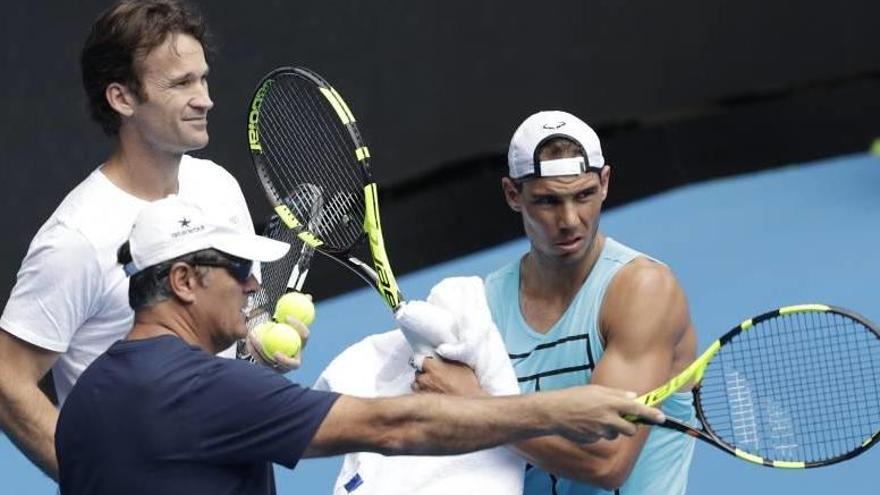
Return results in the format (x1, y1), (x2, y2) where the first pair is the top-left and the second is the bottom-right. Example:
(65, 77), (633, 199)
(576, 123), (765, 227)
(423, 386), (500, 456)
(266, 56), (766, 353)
(0, 155), (254, 404)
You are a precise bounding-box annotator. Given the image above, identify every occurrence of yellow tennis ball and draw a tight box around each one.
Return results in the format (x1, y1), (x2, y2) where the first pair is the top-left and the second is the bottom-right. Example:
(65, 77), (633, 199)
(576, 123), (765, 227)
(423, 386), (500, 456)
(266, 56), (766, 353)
(274, 292), (316, 326)
(258, 322), (302, 359)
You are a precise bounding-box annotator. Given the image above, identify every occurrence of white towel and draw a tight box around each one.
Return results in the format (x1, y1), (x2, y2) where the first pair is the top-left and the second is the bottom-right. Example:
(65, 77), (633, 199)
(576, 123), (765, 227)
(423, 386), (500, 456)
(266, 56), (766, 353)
(313, 276), (525, 495)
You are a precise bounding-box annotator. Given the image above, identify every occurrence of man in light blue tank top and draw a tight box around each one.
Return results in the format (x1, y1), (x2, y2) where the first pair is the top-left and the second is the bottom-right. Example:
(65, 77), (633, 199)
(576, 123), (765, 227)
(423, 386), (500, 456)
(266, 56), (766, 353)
(415, 111), (697, 494)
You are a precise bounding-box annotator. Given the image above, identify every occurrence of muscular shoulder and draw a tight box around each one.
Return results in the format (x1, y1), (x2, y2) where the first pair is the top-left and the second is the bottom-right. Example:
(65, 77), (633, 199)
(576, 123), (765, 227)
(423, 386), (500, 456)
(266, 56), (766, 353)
(600, 258), (690, 350)
(608, 258), (681, 304)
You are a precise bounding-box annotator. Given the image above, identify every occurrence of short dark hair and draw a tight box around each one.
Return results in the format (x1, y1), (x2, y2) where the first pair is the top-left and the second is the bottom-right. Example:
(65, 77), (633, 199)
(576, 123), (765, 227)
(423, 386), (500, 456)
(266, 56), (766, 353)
(536, 137), (583, 162)
(80, 0), (209, 136)
(117, 243), (229, 311)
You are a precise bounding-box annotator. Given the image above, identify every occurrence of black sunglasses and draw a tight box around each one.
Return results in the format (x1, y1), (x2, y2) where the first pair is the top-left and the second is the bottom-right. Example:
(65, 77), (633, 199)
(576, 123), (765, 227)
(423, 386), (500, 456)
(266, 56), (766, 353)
(193, 258), (254, 283)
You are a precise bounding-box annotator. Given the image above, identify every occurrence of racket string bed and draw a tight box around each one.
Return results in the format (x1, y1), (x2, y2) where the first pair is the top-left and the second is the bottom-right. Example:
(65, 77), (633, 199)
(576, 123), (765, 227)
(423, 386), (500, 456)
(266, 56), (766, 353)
(275, 82), (357, 204)
(284, 75), (365, 244)
(758, 315), (871, 460)
(258, 73), (366, 252)
(698, 310), (880, 464)
(261, 113), (359, 243)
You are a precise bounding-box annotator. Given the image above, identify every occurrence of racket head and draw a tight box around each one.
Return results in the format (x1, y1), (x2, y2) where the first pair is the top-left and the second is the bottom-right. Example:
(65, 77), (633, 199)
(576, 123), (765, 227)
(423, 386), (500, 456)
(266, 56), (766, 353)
(692, 304), (880, 468)
(247, 66), (371, 255)
(246, 65), (403, 311)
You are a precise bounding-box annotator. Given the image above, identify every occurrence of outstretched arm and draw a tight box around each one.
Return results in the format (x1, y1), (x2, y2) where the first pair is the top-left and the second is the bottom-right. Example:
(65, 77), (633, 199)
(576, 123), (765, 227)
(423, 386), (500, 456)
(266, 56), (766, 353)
(0, 328), (61, 480)
(303, 383), (664, 458)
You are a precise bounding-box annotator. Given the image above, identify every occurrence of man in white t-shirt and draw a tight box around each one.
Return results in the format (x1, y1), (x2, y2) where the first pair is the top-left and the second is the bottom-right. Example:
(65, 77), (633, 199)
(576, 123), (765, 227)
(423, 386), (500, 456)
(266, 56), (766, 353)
(0, 0), (290, 481)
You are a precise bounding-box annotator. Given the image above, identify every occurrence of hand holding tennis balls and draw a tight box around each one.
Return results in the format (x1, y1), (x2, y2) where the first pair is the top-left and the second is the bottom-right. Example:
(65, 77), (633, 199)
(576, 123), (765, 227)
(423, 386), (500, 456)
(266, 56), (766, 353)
(274, 291), (316, 326)
(255, 321), (302, 360)
(252, 292), (315, 369)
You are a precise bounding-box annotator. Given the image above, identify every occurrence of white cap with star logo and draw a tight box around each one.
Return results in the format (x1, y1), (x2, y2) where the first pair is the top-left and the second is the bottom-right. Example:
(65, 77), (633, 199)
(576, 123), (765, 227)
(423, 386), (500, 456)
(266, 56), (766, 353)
(124, 195), (289, 276)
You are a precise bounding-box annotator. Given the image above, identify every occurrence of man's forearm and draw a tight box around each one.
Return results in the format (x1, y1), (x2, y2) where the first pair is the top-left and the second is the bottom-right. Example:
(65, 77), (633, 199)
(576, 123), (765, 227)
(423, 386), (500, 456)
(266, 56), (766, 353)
(309, 392), (557, 458)
(510, 429), (650, 490)
(0, 382), (60, 480)
(378, 393), (555, 455)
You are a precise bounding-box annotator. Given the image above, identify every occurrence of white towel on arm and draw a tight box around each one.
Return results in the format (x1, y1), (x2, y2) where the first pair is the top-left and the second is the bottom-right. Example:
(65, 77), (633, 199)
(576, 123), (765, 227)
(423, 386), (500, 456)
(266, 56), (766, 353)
(313, 276), (525, 495)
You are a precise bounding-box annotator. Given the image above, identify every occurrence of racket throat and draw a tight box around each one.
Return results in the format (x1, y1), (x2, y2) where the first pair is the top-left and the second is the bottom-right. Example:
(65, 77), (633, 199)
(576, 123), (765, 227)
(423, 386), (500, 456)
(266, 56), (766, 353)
(363, 184), (403, 310)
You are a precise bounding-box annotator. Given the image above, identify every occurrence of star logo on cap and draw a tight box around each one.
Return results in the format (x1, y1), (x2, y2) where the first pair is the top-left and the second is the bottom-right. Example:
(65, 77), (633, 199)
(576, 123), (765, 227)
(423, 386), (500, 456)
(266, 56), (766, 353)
(179, 218), (191, 228)
(542, 121), (566, 130)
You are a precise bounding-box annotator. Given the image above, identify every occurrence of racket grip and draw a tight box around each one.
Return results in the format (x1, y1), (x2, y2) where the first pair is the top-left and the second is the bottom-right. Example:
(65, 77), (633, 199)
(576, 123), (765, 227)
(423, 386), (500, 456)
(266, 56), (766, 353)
(409, 350), (436, 371)
(622, 393), (654, 423)
(400, 322), (438, 368)
(394, 301), (457, 370)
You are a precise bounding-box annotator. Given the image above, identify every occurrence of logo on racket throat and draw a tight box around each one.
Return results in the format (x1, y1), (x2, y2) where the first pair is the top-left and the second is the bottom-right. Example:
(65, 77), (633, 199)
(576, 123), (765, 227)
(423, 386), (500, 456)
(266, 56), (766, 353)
(248, 80), (274, 153)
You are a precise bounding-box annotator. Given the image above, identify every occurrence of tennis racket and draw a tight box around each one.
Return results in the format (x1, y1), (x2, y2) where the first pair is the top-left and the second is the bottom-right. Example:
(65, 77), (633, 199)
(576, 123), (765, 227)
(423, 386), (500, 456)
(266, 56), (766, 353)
(246, 66), (403, 311)
(635, 304), (880, 468)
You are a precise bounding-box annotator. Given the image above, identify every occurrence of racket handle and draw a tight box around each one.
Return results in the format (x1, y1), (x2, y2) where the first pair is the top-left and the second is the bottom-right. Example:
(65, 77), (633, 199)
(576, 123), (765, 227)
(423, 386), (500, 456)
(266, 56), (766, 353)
(395, 301), (457, 369)
(401, 329), (439, 371)
(623, 395), (652, 423)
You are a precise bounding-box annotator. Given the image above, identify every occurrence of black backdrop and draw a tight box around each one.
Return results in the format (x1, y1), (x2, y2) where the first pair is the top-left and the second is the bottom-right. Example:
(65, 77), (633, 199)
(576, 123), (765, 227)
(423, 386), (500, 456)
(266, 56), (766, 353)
(2, 0), (878, 304)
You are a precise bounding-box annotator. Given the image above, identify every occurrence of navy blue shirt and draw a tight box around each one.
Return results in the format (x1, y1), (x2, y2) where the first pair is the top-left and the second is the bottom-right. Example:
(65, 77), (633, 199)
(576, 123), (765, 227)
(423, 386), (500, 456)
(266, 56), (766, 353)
(57, 335), (339, 495)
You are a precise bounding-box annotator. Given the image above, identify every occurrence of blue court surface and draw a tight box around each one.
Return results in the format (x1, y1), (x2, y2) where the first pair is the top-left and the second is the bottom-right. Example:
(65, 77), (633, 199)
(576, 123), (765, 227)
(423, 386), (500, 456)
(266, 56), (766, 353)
(3, 153), (878, 493)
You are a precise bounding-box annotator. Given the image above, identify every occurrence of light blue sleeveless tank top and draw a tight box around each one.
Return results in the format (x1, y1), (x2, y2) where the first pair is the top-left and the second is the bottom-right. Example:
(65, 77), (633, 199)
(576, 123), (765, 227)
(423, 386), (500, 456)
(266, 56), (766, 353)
(485, 237), (695, 495)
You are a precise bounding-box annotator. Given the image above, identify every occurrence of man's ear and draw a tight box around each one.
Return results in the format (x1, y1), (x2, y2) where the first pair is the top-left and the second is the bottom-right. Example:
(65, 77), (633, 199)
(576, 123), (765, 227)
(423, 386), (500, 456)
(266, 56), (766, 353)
(167, 262), (199, 304)
(599, 165), (611, 202)
(501, 177), (523, 213)
(105, 82), (137, 118)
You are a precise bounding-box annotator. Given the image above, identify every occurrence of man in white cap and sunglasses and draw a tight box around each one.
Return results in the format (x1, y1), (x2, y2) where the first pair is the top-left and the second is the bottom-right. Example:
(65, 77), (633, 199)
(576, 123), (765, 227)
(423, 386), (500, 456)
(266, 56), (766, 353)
(55, 195), (666, 495)
(413, 111), (698, 494)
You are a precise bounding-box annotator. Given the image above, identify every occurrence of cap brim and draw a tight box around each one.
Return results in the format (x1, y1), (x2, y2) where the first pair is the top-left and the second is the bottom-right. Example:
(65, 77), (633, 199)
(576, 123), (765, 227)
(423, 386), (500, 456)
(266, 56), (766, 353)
(211, 229), (290, 263)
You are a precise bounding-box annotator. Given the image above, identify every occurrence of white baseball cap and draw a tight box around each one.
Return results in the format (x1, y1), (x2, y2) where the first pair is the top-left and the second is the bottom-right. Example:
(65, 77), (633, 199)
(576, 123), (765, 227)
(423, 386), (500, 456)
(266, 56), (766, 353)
(124, 196), (290, 276)
(507, 110), (605, 179)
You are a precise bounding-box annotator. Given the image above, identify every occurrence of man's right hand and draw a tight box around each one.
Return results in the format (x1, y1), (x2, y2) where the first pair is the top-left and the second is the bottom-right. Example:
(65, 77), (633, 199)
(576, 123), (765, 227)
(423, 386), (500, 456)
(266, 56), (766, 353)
(413, 355), (484, 396)
(245, 316), (310, 372)
(543, 385), (665, 444)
